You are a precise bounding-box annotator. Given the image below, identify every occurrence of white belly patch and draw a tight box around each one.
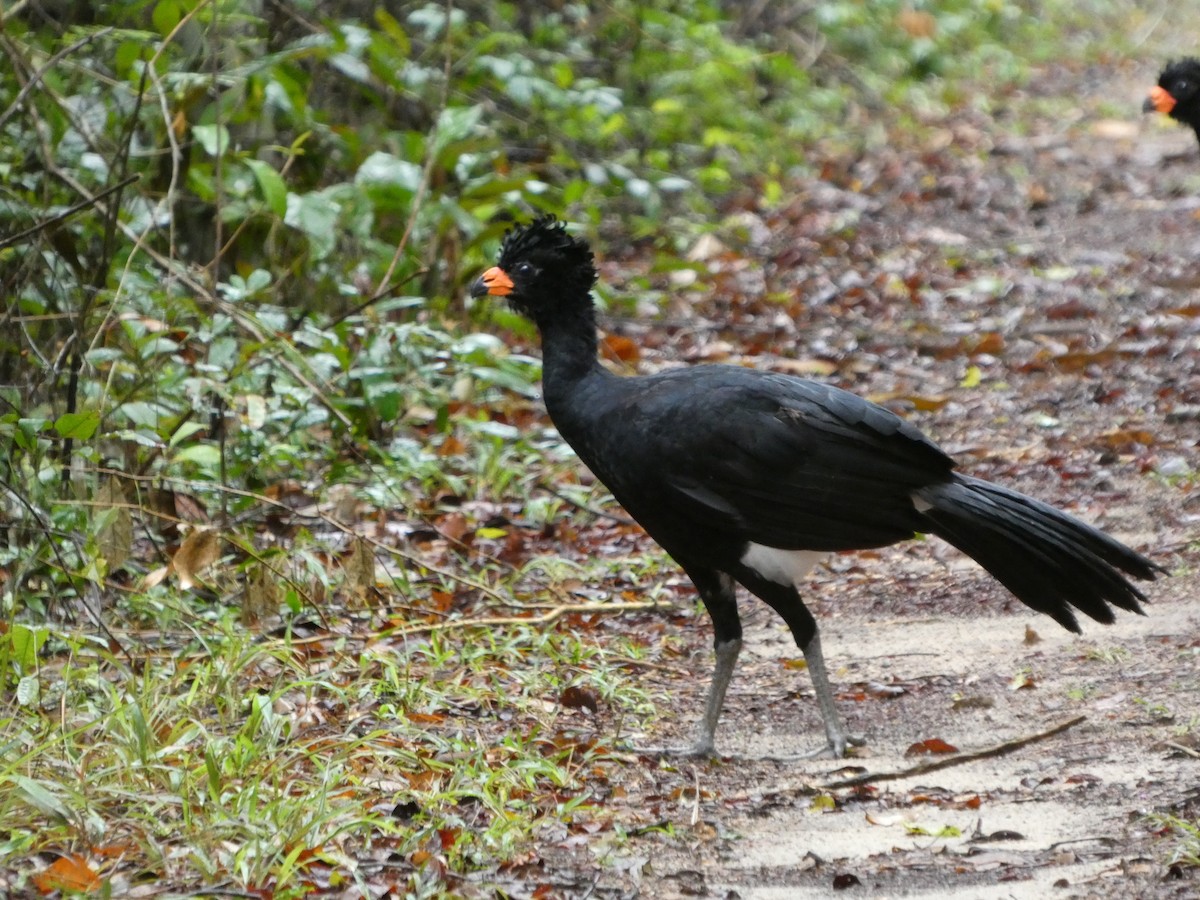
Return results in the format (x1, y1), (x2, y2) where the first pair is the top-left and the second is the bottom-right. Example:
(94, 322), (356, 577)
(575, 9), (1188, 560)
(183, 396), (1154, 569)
(740, 543), (826, 587)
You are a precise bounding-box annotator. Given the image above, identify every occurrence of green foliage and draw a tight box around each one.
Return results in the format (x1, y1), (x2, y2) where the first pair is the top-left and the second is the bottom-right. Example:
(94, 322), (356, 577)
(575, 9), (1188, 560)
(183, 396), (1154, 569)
(0, 610), (644, 895)
(1151, 813), (1200, 867)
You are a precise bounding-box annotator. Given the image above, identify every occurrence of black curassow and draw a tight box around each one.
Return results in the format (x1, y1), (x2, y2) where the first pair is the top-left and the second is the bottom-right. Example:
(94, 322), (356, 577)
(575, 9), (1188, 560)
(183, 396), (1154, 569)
(470, 216), (1162, 758)
(1144, 58), (1200, 146)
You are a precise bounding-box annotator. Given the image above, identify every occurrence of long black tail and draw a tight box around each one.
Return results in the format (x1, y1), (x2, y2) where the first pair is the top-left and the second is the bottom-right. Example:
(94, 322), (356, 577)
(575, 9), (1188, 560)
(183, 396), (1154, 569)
(915, 475), (1162, 632)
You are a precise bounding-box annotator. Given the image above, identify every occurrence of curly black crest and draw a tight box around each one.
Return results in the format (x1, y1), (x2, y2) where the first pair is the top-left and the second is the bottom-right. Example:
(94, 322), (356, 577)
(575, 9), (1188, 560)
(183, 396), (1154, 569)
(498, 215), (597, 288)
(1160, 57), (1200, 87)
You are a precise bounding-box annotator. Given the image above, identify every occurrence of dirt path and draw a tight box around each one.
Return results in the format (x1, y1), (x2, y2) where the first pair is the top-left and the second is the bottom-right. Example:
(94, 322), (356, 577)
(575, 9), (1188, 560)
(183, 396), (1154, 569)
(634, 586), (1197, 899)
(596, 55), (1199, 900)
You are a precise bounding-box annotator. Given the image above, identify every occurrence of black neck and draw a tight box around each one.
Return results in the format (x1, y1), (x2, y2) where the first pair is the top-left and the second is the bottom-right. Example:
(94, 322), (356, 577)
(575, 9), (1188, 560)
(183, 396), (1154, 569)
(536, 297), (605, 391)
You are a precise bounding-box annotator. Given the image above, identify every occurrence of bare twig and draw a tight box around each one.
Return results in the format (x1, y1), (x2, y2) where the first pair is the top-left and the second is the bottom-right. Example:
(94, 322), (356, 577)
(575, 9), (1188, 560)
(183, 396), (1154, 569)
(381, 600), (661, 640)
(0, 175), (140, 251)
(1162, 741), (1200, 760)
(323, 266), (431, 330)
(538, 481), (636, 526)
(369, 0), (455, 302)
(0, 27), (113, 131)
(820, 715), (1088, 790)
(690, 765), (702, 826)
(241, 600), (661, 651)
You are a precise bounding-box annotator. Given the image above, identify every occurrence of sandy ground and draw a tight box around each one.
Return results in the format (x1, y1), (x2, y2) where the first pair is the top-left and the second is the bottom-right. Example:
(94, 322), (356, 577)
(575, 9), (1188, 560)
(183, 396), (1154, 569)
(605, 567), (1198, 899)
(702, 582), (1196, 899)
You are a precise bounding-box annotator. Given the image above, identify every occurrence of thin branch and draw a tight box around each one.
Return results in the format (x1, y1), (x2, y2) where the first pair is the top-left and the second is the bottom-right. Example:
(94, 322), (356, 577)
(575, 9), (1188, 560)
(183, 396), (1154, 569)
(378, 600), (662, 640)
(369, 0), (455, 301)
(247, 601), (661, 650)
(0, 175), (140, 251)
(820, 716), (1088, 790)
(538, 480), (636, 526)
(1, 483), (130, 665)
(0, 27), (113, 131)
(323, 267), (430, 330)
(1162, 741), (1200, 760)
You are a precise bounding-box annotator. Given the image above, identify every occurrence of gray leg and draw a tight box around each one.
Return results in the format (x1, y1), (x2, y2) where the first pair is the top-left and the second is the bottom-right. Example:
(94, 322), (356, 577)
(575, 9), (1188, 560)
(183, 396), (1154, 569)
(692, 636), (742, 756)
(632, 566), (741, 758)
(798, 629), (865, 759)
(732, 567), (866, 759)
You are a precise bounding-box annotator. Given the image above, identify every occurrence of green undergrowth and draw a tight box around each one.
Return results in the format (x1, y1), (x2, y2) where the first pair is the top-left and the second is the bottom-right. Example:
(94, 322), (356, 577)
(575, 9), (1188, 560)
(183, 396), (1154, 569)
(1152, 813), (1200, 870)
(2, 607), (656, 895)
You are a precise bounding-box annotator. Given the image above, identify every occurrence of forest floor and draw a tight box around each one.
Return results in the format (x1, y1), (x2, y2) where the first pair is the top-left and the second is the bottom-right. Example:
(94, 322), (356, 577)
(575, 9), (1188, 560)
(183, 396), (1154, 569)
(565, 51), (1200, 900)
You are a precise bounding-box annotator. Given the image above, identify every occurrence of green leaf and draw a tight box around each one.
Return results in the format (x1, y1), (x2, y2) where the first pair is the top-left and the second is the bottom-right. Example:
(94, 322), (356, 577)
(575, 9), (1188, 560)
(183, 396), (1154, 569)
(562, 179), (587, 205)
(113, 428), (163, 448)
(54, 410), (100, 440)
(244, 158), (287, 216)
(959, 366), (982, 389)
(10, 624), (49, 673)
(168, 422), (208, 448)
(374, 9), (412, 55)
(193, 123), (231, 157)
(117, 401), (167, 429)
(114, 40), (148, 77)
(364, 385), (401, 422)
(9, 775), (71, 821)
(809, 794), (836, 811)
(16, 675), (39, 706)
(173, 444), (222, 467)
(205, 746), (221, 799)
(355, 152), (422, 193)
(431, 105), (482, 159)
(330, 52), (371, 84)
(14, 418), (47, 450)
(152, 0), (182, 36)
(284, 191), (341, 260)
(246, 269), (272, 292)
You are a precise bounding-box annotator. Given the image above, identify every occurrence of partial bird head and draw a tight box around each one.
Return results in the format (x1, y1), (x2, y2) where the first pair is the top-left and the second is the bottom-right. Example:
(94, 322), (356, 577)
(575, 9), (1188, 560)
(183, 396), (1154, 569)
(470, 216), (597, 322)
(1144, 58), (1200, 137)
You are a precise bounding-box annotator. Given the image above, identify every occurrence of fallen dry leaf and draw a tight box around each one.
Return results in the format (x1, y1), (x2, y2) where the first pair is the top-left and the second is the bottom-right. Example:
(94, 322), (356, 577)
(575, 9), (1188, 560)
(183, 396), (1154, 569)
(905, 738), (959, 757)
(32, 855), (100, 894)
(560, 685), (600, 715)
(173, 528), (221, 590)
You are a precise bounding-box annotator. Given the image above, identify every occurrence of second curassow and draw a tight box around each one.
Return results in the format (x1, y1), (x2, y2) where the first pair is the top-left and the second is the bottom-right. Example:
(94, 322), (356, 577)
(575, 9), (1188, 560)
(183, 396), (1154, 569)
(471, 216), (1161, 758)
(1144, 58), (1200, 146)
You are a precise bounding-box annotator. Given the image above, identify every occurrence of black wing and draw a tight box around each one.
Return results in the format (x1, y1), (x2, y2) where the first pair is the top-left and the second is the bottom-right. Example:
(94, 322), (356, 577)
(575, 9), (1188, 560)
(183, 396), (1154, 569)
(563, 366), (957, 553)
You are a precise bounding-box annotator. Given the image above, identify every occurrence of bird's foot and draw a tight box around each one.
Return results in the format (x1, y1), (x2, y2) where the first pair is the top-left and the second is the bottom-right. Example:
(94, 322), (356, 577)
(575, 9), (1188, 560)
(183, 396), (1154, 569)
(759, 731), (867, 762)
(626, 739), (718, 759)
(801, 730), (867, 760)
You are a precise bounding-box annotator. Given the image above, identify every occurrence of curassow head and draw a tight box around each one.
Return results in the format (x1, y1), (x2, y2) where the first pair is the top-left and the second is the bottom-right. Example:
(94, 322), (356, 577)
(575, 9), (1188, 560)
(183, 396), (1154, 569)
(470, 216), (597, 322)
(1144, 58), (1200, 141)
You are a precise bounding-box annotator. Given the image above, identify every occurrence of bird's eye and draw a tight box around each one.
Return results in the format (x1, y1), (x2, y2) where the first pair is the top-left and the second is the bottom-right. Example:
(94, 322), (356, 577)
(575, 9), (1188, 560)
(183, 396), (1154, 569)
(515, 262), (535, 277)
(1179, 80), (1190, 92)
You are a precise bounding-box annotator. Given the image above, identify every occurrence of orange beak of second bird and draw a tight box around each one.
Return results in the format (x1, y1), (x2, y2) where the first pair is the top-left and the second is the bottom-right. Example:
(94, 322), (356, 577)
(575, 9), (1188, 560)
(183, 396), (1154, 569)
(474, 266), (514, 297)
(1145, 85), (1176, 115)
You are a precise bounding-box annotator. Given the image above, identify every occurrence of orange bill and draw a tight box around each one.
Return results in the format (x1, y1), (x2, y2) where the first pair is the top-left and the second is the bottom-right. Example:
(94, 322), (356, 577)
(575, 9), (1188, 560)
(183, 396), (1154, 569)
(1146, 85), (1176, 115)
(477, 266), (514, 296)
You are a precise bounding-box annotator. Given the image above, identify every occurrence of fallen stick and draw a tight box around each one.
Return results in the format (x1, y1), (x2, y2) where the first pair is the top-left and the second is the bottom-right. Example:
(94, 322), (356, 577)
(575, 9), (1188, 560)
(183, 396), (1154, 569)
(821, 715), (1088, 790)
(1162, 741), (1200, 760)
(381, 601), (661, 639)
